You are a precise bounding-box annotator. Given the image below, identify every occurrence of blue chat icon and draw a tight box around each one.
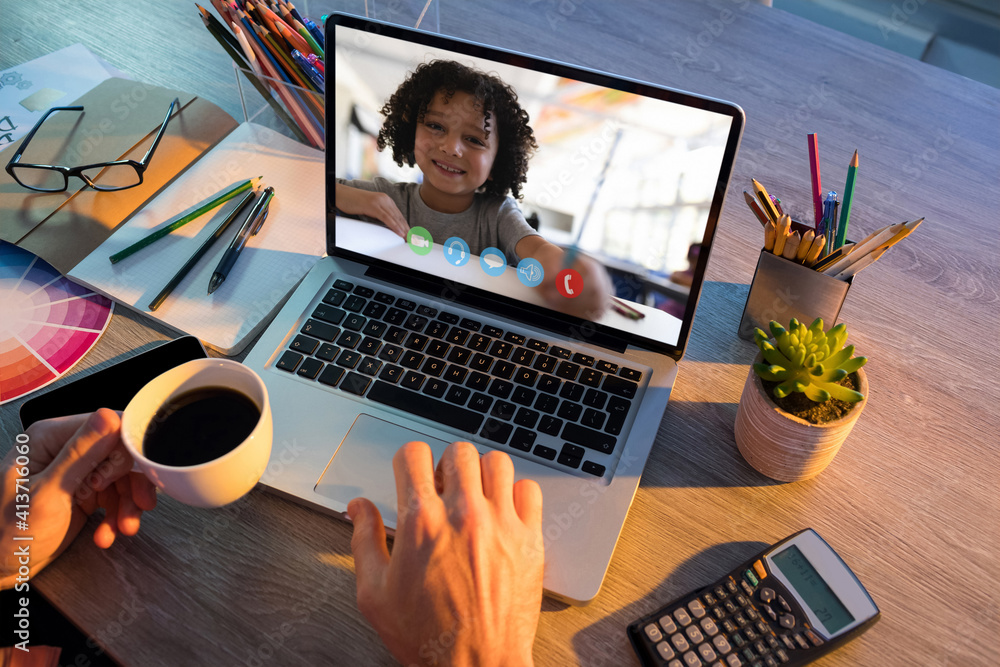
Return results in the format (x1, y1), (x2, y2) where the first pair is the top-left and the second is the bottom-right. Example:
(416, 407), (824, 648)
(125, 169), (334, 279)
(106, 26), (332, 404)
(480, 247), (507, 277)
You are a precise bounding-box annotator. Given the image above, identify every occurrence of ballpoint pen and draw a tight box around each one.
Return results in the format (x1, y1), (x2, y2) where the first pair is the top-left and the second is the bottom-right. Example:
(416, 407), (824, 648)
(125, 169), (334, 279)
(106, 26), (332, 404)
(208, 186), (275, 294)
(147, 187), (257, 311)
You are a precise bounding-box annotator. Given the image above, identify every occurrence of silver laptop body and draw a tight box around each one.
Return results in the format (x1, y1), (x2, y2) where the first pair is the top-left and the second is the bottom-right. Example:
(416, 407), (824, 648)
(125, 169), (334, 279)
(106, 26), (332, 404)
(243, 13), (744, 604)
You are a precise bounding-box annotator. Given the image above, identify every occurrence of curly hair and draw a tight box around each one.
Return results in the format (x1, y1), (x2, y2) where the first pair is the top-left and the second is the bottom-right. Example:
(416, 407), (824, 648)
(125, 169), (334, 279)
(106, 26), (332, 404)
(376, 60), (537, 200)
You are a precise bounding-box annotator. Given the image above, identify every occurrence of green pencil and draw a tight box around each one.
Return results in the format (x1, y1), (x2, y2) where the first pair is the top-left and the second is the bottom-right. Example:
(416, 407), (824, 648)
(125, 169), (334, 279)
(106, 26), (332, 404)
(836, 150), (858, 250)
(109, 176), (262, 264)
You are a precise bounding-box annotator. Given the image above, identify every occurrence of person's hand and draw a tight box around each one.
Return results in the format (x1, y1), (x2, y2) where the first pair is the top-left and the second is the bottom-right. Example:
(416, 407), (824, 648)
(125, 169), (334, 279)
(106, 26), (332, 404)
(1, 409), (157, 589)
(335, 182), (410, 238)
(538, 253), (613, 320)
(349, 441), (543, 667)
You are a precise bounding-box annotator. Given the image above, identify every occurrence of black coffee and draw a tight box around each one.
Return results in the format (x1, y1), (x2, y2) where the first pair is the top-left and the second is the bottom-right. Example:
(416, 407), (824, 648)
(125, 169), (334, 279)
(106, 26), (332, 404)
(143, 387), (260, 467)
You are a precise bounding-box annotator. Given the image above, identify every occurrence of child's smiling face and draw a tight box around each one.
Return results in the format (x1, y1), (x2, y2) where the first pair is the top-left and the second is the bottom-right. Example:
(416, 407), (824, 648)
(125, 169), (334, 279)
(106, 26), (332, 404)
(413, 89), (499, 213)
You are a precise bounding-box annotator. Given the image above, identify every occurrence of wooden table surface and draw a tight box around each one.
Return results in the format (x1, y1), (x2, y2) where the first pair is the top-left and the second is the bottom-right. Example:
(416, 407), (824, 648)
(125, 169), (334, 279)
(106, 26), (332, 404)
(2, 1), (998, 665)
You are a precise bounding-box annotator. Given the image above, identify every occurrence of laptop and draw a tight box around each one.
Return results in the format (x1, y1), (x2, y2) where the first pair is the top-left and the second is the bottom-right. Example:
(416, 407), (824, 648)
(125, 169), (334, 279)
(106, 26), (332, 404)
(242, 13), (744, 604)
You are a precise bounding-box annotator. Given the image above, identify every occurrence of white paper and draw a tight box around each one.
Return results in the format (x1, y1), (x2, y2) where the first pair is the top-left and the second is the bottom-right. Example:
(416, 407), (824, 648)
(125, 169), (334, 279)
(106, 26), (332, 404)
(0, 44), (118, 150)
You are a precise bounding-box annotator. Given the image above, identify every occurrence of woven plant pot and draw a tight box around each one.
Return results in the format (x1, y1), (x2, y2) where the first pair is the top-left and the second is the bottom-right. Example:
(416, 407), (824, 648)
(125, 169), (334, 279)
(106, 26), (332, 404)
(734, 355), (868, 482)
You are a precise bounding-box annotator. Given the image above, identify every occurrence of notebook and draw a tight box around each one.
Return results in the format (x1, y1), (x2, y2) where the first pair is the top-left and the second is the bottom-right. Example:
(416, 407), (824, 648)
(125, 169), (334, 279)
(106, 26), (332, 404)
(242, 13), (744, 604)
(67, 122), (325, 355)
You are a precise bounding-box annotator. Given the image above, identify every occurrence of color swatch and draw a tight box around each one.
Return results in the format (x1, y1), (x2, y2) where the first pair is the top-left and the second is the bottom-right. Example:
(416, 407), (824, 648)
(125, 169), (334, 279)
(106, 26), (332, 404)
(1, 242), (113, 405)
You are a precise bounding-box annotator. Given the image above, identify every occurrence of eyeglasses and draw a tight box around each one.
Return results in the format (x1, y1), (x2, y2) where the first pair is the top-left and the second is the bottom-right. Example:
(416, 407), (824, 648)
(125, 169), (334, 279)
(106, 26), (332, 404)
(4, 97), (179, 192)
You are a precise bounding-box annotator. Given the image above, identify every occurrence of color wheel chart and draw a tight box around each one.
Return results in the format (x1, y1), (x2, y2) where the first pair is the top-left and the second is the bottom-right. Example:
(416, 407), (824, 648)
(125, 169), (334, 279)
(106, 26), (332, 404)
(1, 241), (113, 405)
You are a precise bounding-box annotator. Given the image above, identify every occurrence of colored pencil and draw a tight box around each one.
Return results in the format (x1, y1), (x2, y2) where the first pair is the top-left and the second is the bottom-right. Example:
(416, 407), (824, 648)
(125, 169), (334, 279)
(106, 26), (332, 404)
(752, 178), (780, 223)
(836, 150), (858, 250)
(744, 191), (769, 226)
(196, 5), (308, 144)
(808, 133), (823, 228)
(110, 177), (262, 264)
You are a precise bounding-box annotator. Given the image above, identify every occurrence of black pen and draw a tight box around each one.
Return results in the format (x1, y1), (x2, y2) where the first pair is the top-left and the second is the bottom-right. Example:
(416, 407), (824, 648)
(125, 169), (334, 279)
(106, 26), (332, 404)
(208, 186), (274, 294)
(147, 188), (258, 311)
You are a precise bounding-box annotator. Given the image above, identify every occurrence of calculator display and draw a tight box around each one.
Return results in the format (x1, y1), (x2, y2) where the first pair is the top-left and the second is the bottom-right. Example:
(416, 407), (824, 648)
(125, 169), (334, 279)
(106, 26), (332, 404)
(771, 544), (854, 634)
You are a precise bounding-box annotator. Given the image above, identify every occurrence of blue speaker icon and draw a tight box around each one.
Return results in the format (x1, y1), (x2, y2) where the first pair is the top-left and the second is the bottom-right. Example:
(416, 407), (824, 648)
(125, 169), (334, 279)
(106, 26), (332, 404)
(444, 237), (470, 266)
(516, 258), (544, 287)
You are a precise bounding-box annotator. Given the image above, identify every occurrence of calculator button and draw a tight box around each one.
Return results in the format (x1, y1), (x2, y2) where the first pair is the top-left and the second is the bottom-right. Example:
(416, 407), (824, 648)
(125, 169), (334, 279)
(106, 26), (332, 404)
(753, 560), (767, 581)
(754, 640), (768, 655)
(734, 613), (748, 627)
(722, 619), (737, 634)
(726, 580), (739, 595)
(735, 594), (749, 608)
(759, 587), (776, 604)
(656, 641), (677, 661)
(804, 629), (823, 646)
(711, 606), (725, 620)
(674, 608), (693, 627)
(743, 627), (757, 641)
(700, 617), (719, 637)
(671, 633), (691, 652)
(741, 647), (756, 663)
(765, 635), (780, 651)
(688, 599), (707, 619)
(779, 614), (795, 629)
(668, 661), (683, 667)
(777, 596), (792, 613)
(725, 654), (743, 667)
(698, 643), (718, 663)
(775, 648), (790, 663)
(685, 625), (704, 644)
(712, 634), (732, 654)
(793, 633), (810, 650)
(745, 607), (759, 622)
(682, 651), (701, 667)
(644, 623), (664, 643)
(714, 586), (727, 600)
(762, 605), (777, 621)
(660, 615), (678, 634)
(730, 632), (746, 648)
(724, 601), (738, 615)
(743, 569), (759, 588)
(779, 634), (796, 650)
(740, 580), (754, 596)
(684, 651), (704, 667)
(703, 592), (717, 606)
(764, 655), (779, 667)
(756, 621), (769, 636)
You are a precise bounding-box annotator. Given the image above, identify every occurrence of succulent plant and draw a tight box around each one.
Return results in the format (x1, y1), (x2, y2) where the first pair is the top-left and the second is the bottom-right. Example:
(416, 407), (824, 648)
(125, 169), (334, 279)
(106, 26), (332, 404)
(753, 318), (867, 403)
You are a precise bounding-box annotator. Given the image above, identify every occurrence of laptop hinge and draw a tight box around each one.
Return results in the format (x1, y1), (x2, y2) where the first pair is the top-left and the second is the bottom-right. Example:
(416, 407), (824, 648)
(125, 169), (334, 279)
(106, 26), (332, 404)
(364, 265), (628, 354)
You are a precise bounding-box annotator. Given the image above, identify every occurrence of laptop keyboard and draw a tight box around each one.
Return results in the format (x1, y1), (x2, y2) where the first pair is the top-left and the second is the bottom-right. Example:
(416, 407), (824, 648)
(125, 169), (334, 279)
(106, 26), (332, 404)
(271, 277), (646, 480)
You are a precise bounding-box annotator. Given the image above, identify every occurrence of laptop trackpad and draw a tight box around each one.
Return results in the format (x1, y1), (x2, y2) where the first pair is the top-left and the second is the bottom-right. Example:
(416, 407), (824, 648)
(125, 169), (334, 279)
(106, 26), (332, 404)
(314, 414), (452, 527)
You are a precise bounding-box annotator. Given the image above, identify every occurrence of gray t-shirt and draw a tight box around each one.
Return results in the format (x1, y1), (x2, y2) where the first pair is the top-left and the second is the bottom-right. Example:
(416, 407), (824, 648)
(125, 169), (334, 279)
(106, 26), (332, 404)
(336, 177), (538, 263)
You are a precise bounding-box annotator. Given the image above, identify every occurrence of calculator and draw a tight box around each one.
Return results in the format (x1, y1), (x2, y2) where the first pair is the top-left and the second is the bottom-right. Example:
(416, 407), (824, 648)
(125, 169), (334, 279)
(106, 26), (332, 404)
(626, 529), (879, 667)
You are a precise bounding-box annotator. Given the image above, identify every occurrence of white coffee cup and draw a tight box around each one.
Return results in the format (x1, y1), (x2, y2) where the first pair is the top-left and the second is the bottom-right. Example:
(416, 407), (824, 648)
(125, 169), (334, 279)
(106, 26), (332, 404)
(121, 359), (272, 508)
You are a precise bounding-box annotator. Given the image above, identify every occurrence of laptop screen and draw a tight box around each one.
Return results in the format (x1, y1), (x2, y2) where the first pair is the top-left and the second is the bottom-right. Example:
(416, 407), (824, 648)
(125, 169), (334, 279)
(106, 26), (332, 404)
(330, 15), (743, 357)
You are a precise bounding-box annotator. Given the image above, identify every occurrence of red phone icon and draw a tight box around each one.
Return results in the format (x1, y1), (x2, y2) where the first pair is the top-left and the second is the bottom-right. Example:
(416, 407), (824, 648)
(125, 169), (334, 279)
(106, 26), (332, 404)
(556, 269), (583, 298)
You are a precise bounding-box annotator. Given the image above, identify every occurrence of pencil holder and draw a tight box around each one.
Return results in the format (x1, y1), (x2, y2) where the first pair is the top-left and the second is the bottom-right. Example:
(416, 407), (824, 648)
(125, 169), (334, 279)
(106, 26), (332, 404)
(737, 250), (852, 340)
(233, 63), (325, 151)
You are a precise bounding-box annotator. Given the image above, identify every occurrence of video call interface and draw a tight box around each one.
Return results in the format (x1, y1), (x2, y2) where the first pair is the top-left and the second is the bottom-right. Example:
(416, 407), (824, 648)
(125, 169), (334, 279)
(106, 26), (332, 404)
(333, 24), (737, 347)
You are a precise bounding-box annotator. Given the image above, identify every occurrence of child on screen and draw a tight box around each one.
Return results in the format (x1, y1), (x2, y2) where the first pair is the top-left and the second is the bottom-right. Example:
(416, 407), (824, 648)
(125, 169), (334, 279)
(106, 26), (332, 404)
(336, 60), (610, 319)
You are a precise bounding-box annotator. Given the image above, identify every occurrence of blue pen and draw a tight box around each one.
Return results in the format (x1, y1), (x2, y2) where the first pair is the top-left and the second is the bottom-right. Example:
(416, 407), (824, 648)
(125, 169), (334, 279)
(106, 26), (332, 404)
(291, 49), (324, 92)
(303, 17), (324, 48)
(821, 191), (838, 256)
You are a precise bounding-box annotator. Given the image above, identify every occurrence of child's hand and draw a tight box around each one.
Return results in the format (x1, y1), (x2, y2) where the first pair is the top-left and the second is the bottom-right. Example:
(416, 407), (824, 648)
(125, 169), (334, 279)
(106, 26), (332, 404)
(335, 183), (410, 238)
(539, 253), (613, 320)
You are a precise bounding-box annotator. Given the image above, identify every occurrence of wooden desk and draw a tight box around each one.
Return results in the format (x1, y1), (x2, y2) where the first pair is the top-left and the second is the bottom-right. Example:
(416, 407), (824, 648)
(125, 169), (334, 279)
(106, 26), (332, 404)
(2, 1), (998, 665)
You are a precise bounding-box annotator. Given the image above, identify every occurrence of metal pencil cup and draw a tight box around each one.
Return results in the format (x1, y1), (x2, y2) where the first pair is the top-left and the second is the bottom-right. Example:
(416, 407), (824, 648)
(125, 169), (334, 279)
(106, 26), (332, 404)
(737, 250), (853, 340)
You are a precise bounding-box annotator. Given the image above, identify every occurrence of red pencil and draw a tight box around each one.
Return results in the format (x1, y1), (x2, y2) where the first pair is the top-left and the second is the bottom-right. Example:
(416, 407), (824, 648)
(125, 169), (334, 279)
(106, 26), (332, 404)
(808, 133), (823, 229)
